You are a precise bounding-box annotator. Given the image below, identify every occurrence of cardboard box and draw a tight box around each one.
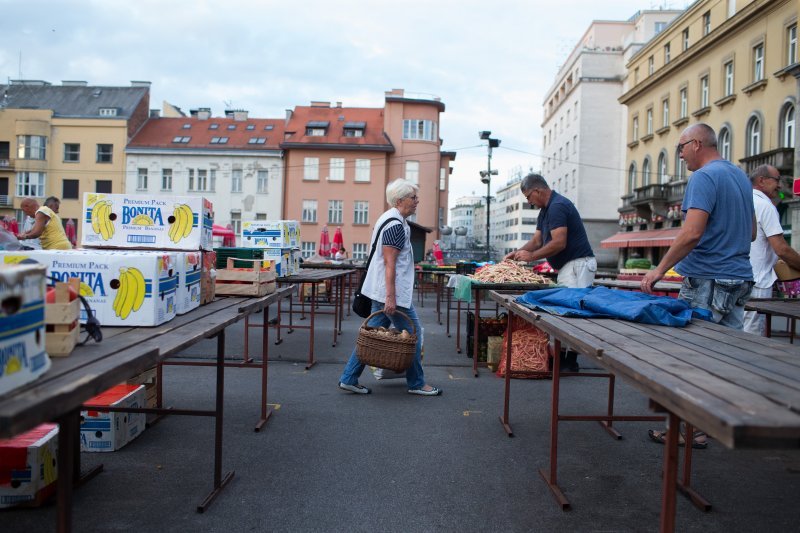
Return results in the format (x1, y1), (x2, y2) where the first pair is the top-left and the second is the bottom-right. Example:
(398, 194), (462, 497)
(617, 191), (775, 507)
(201, 250), (216, 305)
(289, 249), (302, 275)
(0, 250), (178, 327)
(0, 263), (51, 396)
(259, 248), (292, 277)
(175, 251), (202, 315)
(241, 220), (299, 249)
(0, 423), (58, 508)
(80, 384), (146, 452)
(774, 259), (800, 281)
(81, 193), (214, 251)
(44, 279), (81, 357)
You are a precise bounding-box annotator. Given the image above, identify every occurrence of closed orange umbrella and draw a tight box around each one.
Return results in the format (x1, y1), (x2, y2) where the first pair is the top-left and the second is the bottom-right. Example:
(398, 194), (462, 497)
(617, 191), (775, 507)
(319, 225), (331, 257)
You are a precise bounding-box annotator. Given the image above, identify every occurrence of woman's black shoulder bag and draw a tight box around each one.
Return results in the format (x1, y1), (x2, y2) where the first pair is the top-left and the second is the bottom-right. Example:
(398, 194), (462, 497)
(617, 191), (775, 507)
(352, 217), (401, 318)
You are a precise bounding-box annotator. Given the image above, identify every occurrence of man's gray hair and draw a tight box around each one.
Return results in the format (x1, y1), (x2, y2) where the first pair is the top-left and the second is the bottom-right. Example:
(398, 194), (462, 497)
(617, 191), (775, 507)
(683, 123), (717, 147)
(749, 164), (777, 184)
(520, 173), (549, 193)
(386, 179), (419, 206)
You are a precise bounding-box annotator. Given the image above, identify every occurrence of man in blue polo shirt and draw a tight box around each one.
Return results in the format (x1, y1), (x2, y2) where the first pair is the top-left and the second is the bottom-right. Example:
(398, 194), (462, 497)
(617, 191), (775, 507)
(641, 123), (754, 329)
(505, 173), (596, 372)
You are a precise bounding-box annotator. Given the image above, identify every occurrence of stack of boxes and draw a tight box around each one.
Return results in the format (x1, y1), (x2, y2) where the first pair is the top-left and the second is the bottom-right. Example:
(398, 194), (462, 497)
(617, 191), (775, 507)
(0, 423), (58, 508)
(79, 384), (146, 452)
(240, 220), (301, 277)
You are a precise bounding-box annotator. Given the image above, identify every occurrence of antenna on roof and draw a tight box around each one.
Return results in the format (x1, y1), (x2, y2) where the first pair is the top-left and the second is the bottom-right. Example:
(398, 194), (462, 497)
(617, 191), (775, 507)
(223, 99), (233, 110)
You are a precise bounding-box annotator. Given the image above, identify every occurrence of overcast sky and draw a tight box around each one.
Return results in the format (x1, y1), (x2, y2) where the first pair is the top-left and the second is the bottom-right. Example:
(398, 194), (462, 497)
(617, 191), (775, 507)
(1, 0), (691, 213)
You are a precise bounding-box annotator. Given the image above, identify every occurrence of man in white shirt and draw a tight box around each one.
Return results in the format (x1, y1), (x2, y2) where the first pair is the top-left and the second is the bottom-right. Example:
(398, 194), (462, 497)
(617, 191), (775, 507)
(743, 164), (800, 335)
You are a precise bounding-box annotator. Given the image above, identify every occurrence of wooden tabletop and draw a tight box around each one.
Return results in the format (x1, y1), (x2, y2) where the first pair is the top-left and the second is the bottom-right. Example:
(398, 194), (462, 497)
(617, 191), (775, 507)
(594, 278), (682, 292)
(490, 291), (800, 449)
(299, 262), (365, 271)
(278, 268), (357, 282)
(744, 298), (800, 319)
(0, 288), (295, 438)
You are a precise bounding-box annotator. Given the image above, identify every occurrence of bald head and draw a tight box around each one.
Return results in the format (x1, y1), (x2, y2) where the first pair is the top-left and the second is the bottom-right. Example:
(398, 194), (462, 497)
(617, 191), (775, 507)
(682, 123), (717, 147)
(20, 198), (39, 217)
(677, 122), (721, 171)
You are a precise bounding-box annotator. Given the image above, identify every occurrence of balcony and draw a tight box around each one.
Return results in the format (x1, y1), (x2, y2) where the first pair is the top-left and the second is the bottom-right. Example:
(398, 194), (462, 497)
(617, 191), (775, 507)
(631, 183), (667, 206)
(0, 158), (11, 169)
(667, 179), (687, 203)
(0, 195), (12, 207)
(618, 193), (636, 214)
(740, 147), (795, 175)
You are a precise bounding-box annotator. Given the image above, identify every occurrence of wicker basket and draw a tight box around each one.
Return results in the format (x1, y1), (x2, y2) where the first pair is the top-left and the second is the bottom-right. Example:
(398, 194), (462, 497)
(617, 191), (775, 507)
(356, 310), (417, 372)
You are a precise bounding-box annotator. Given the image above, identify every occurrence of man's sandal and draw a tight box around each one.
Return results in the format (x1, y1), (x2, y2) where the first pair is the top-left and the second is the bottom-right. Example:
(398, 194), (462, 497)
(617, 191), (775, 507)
(648, 429), (708, 449)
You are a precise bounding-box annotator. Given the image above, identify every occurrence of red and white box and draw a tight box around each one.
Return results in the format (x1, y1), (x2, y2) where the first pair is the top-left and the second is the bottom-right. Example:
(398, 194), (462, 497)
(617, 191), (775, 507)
(0, 423), (58, 508)
(80, 384), (146, 452)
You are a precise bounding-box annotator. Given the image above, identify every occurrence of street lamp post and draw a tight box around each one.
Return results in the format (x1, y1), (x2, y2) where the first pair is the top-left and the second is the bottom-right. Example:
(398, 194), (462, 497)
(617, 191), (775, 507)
(479, 131), (500, 262)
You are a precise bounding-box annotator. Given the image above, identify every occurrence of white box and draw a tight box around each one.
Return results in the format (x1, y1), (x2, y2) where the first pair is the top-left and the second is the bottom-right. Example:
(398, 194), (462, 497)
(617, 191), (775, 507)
(175, 251), (202, 315)
(0, 250), (178, 327)
(0, 423), (58, 508)
(260, 248), (291, 277)
(0, 263), (51, 396)
(290, 249), (302, 275)
(241, 220), (299, 249)
(80, 384), (146, 452)
(81, 193), (214, 251)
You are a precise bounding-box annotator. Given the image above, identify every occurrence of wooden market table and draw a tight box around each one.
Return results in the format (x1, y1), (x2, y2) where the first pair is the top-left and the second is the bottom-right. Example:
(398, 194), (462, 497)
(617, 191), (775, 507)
(489, 291), (800, 533)
(275, 269), (355, 369)
(298, 262), (364, 316)
(744, 298), (800, 342)
(0, 289), (293, 532)
(593, 278), (682, 296)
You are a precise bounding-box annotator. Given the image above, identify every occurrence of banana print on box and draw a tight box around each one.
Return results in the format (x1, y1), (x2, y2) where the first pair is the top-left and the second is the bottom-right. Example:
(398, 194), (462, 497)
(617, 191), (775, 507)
(90, 200), (115, 241)
(168, 204), (194, 243)
(113, 267), (146, 319)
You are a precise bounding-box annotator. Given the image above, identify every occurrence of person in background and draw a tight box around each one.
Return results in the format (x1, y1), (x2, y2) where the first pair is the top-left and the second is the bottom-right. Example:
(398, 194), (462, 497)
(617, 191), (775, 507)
(338, 179), (441, 396)
(504, 172), (596, 371)
(643, 123), (754, 450)
(20, 207), (42, 250)
(743, 164), (800, 335)
(17, 198), (72, 250)
(45, 196), (61, 213)
(335, 246), (348, 260)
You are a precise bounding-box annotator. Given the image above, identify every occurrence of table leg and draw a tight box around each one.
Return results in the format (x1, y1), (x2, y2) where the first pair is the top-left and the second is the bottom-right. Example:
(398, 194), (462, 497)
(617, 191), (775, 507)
(242, 315), (252, 363)
(659, 412), (680, 533)
(337, 275), (343, 335)
(676, 422), (712, 511)
(436, 274), (442, 325)
(456, 299), (462, 353)
(306, 284), (317, 369)
(55, 409), (79, 533)
(599, 374), (623, 440)
(538, 339), (570, 510)
(791, 318), (795, 344)
(197, 329), (235, 512)
(765, 313), (772, 338)
(274, 296), (285, 345)
(345, 271), (352, 317)
(473, 292), (480, 377)
(446, 285), (452, 337)
(256, 305), (274, 432)
(500, 313), (514, 436)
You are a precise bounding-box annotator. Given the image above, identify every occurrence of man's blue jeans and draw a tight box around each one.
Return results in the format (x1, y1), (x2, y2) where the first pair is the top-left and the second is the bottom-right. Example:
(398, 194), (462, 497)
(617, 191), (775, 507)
(339, 300), (425, 389)
(678, 277), (753, 330)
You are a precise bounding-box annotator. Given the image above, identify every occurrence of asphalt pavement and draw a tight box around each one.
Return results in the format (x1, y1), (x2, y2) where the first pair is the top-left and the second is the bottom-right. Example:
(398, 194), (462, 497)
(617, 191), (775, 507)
(4, 291), (800, 532)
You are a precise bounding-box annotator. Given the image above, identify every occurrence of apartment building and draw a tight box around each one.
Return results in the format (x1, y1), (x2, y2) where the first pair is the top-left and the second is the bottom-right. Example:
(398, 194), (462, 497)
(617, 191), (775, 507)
(610, 0), (798, 267)
(541, 9), (682, 268)
(281, 89), (454, 260)
(125, 109), (285, 243)
(0, 80), (150, 238)
(449, 195), (484, 240)
(490, 175), (539, 257)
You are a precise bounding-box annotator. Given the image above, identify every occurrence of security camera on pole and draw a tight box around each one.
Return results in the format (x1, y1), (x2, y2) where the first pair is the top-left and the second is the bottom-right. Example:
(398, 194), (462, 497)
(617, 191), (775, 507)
(479, 131), (500, 261)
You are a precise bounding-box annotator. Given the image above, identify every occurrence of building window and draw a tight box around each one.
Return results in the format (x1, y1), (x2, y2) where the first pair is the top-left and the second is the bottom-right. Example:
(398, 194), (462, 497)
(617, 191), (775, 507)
(187, 169), (195, 191)
(227, 124), (236, 131)
(405, 161), (419, 184)
(232, 169), (242, 192)
(439, 167), (446, 191)
(329, 158), (345, 181)
(781, 103), (795, 149)
(246, 124), (255, 131)
(634, 67), (640, 84)
(565, 141), (570, 159)
(702, 11), (711, 36)
(17, 135), (47, 160)
(302, 200), (318, 223)
(209, 124), (219, 130)
(257, 169), (269, 193)
(632, 116), (639, 140)
(99, 107), (118, 116)
(172, 136), (191, 144)
(230, 212), (241, 236)
(658, 152), (669, 184)
(210, 137), (229, 144)
(573, 135), (577, 153)
(15, 171), (45, 196)
(137, 168), (148, 191)
(328, 200), (343, 224)
(627, 163), (637, 194)
(62, 179), (79, 200)
(675, 149), (687, 181)
(680, 87), (688, 118)
(753, 43), (764, 81)
(402, 119), (437, 141)
(682, 28), (689, 51)
(96, 180), (112, 193)
(655, 21), (667, 34)
(662, 99), (669, 127)
(648, 56), (654, 76)
(355, 159), (370, 182)
(788, 24), (797, 65)
(209, 169), (216, 192)
(255, 212), (267, 220)
(700, 75), (709, 107)
(354, 201), (369, 224)
(352, 243), (367, 260)
(197, 169), (208, 191)
(724, 61), (734, 96)
(96, 144), (113, 163)
(301, 241), (316, 258)
(162, 169), (172, 191)
(664, 43), (671, 64)
(746, 116), (761, 156)
(718, 127), (732, 160)
(304, 157), (319, 180)
(63, 143), (80, 162)
(646, 108), (653, 134)
(642, 158), (651, 185)
(727, 0), (736, 18)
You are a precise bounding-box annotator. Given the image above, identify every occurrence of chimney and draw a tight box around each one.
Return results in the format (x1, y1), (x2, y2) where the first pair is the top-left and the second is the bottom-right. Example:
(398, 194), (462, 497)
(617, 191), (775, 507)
(198, 108), (211, 120)
(62, 80), (88, 86)
(335, 102), (342, 108)
(130, 80), (152, 87)
(285, 109), (293, 122)
(233, 110), (248, 121)
(310, 101), (330, 108)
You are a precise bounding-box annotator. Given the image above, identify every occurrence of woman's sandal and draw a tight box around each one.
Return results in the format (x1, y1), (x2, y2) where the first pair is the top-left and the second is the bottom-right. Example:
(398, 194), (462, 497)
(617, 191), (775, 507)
(648, 429), (708, 449)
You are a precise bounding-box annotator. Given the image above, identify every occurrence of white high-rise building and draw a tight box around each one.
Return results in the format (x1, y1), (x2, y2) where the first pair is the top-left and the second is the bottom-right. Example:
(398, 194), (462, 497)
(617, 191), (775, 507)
(540, 9), (682, 267)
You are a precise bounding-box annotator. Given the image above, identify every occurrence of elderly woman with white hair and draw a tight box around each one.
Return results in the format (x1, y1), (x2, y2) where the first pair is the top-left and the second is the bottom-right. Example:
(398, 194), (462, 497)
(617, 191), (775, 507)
(338, 179), (442, 396)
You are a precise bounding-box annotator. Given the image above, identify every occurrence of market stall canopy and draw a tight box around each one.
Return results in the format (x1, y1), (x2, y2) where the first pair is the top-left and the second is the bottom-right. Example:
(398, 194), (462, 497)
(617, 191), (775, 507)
(600, 228), (682, 249)
(212, 224), (235, 237)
